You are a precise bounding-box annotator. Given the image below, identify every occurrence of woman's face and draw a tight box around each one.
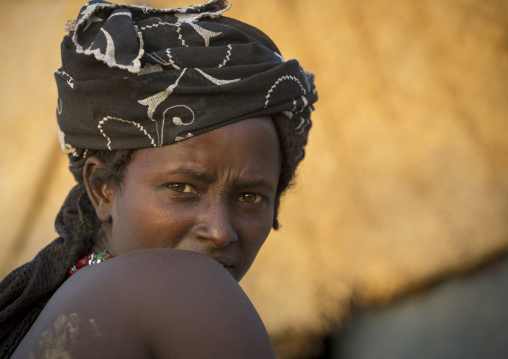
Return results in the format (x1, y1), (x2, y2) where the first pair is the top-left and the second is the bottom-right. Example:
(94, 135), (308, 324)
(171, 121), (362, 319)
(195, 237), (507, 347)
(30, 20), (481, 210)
(98, 116), (280, 281)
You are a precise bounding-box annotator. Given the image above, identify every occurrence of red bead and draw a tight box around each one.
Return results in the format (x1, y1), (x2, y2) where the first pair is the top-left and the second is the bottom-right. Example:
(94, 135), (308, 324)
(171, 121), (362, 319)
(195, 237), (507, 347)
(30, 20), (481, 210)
(67, 266), (77, 278)
(76, 257), (89, 269)
(68, 251), (112, 278)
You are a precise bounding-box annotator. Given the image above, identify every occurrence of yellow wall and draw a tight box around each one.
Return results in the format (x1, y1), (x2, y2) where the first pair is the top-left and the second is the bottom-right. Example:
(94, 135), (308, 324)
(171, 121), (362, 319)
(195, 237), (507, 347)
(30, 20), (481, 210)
(1, 0), (507, 357)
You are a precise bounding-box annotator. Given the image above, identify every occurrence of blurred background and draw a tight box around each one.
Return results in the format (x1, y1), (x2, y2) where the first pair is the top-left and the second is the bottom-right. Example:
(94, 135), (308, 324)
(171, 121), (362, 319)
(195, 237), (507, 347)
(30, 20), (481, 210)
(1, 0), (507, 358)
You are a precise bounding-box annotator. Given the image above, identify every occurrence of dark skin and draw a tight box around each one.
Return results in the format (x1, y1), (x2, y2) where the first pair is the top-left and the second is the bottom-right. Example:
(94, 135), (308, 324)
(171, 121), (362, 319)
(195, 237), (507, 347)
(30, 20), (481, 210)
(89, 116), (280, 282)
(12, 117), (280, 358)
(13, 250), (277, 358)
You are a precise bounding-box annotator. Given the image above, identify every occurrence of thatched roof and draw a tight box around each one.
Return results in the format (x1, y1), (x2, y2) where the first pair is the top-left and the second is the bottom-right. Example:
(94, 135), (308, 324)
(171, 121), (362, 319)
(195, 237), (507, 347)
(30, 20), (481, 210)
(1, 0), (507, 358)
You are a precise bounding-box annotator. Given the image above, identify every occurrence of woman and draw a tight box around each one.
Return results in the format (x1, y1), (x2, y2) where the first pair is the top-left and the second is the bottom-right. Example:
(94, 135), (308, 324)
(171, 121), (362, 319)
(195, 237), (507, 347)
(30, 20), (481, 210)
(0, 0), (317, 357)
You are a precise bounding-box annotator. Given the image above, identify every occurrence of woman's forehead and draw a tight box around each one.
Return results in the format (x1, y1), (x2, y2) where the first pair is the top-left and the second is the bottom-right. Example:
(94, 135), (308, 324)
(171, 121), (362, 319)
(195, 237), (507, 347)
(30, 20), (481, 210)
(127, 116), (281, 182)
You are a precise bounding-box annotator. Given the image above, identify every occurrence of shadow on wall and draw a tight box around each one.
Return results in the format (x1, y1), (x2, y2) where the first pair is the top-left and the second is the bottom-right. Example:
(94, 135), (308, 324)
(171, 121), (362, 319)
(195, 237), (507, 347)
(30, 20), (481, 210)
(331, 254), (508, 359)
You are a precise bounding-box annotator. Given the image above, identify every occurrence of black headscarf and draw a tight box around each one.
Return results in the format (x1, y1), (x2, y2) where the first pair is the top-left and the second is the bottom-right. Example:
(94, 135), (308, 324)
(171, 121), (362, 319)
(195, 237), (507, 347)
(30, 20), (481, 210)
(56, 0), (316, 162)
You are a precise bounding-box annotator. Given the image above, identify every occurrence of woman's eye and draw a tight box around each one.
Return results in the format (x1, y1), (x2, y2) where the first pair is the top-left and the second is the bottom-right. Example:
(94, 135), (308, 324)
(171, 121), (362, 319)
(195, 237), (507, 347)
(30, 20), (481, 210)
(168, 183), (195, 193)
(238, 193), (263, 204)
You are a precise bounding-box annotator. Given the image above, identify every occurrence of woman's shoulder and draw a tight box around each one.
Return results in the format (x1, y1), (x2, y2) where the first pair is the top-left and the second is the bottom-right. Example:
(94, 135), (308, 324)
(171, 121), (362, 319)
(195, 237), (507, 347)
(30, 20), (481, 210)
(13, 250), (275, 359)
(80, 248), (238, 290)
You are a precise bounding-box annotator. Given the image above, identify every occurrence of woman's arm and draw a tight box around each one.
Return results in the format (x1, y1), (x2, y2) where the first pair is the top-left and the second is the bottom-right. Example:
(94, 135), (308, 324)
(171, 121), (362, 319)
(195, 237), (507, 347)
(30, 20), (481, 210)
(12, 250), (276, 359)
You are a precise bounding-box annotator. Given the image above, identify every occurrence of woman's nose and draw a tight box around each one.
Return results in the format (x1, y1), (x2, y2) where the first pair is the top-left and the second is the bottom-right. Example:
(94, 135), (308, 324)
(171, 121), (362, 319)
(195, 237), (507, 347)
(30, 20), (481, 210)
(194, 203), (238, 248)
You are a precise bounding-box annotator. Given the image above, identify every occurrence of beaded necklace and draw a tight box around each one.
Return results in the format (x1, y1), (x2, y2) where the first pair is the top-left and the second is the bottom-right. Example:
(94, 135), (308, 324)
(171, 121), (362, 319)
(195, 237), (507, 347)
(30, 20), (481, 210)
(68, 249), (112, 278)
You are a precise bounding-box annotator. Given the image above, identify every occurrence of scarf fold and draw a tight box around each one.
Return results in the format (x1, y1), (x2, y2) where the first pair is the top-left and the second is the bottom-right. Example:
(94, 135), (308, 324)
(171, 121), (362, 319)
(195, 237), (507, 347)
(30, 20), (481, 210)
(0, 184), (96, 357)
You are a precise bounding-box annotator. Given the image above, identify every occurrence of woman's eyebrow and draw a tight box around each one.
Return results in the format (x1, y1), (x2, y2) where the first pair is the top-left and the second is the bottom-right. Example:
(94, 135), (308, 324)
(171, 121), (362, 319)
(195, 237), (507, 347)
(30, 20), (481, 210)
(232, 179), (276, 192)
(163, 168), (275, 191)
(163, 167), (214, 182)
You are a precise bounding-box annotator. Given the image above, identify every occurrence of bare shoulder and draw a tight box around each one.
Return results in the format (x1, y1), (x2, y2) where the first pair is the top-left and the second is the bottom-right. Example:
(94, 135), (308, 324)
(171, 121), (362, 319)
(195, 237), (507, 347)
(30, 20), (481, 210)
(13, 250), (275, 359)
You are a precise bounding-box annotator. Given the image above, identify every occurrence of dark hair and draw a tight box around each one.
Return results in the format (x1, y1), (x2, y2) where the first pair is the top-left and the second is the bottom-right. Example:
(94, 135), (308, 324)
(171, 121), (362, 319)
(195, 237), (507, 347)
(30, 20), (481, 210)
(57, 149), (137, 256)
(271, 113), (308, 229)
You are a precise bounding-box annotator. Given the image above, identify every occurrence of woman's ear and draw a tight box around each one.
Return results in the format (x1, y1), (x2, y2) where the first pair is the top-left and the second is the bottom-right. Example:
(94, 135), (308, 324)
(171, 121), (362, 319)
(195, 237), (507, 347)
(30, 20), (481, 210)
(83, 157), (115, 223)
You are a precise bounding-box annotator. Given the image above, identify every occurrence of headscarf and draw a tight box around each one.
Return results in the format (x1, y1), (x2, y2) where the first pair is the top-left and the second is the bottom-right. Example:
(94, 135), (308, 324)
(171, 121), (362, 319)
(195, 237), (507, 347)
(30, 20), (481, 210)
(56, 0), (317, 180)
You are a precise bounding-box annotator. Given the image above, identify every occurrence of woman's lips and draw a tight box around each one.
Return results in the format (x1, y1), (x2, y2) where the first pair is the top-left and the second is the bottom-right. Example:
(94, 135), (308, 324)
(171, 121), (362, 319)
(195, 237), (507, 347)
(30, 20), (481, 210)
(213, 256), (235, 269)
(212, 256), (242, 281)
